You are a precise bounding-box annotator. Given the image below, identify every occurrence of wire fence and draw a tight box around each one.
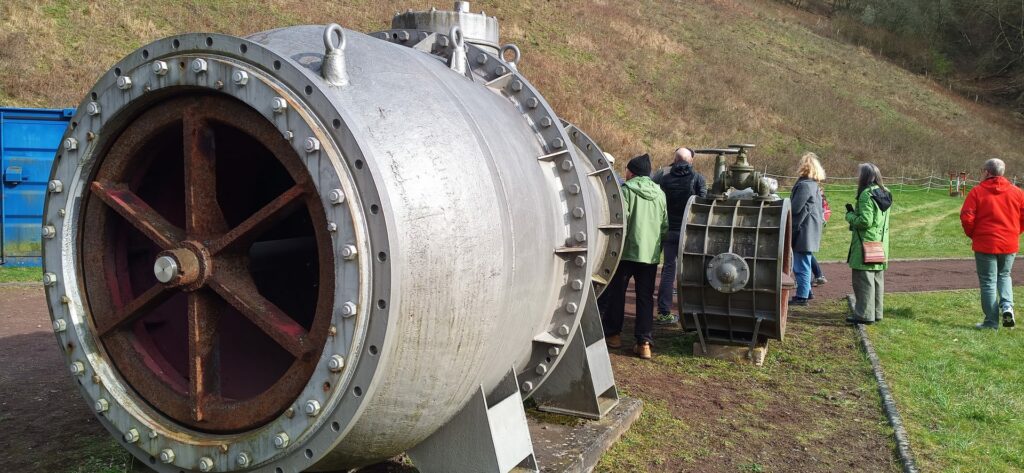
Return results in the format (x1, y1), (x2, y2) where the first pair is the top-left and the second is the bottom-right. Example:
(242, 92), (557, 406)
(763, 173), (1023, 195)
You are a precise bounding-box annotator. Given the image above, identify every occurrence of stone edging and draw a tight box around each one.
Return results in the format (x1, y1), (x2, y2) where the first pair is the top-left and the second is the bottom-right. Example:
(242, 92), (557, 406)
(854, 314), (920, 473)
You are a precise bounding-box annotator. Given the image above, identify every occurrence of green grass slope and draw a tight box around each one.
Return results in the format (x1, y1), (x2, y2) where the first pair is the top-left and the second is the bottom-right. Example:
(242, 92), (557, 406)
(0, 0), (1022, 178)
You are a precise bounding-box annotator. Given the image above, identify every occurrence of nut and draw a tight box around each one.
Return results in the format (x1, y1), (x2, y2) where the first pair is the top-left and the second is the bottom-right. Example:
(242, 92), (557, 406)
(63, 138), (78, 151)
(159, 449), (175, 464)
(191, 58), (208, 73)
(558, 324), (571, 336)
(572, 207), (585, 219)
(43, 272), (58, 286)
(273, 432), (290, 449)
(70, 361), (86, 376)
(304, 400), (322, 417)
(536, 364), (548, 375)
(521, 381), (534, 392)
(565, 303), (578, 313)
(152, 61), (169, 76)
(232, 70), (249, 85)
(560, 160), (574, 171)
(271, 97), (288, 114)
(328, 354), (345, 372)
(41, 225), (56, 239)
(116, 76), (132, 90)
(341, 245), (357, 260)
(52, 319), (67, 332)
(574, 231), (587, 242)
(340, 301), (357, 317)
(123, 429), (140, 443)
(571, 279), (584, 290)
(198, 457), (214, 472)
(48, 180), (63, 193)
(328, 189), (345, 204)
(304, 137), (321, 153)
(236, 453), (251, 467)
(548, 346), (560, 356)
(94, 398), (109, 413)
(86, 102), (101, 116)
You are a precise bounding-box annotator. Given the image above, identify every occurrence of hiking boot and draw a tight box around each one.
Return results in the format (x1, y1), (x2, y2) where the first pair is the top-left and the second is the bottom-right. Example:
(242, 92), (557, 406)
(655, 312), (680, 325)
(846, 317), (874, 325)
(634, 342), (652, 360)
(1003, 306), (1016, 328)
(789, 296), (809, 306)
(605, 334), (622, 349)
(813, 276), (828, 286)
(975, 322), (998, 330)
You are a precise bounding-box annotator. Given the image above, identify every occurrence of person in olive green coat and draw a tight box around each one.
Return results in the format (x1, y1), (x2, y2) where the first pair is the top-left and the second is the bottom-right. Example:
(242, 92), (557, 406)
(600, 154), (668, 360)
(845, 163), (892, 324)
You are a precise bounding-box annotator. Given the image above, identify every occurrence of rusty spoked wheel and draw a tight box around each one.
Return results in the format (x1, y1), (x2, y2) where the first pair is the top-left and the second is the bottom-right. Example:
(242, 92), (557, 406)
(81, 95), (334, 433)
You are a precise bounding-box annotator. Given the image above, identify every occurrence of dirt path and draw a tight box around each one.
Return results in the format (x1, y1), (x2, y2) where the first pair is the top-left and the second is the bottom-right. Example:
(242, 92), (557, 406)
(811, 258), (1024, 300)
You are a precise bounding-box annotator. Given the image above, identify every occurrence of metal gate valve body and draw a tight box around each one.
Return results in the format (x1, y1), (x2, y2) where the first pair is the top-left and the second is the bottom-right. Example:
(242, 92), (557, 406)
(42, 2), (624, 472)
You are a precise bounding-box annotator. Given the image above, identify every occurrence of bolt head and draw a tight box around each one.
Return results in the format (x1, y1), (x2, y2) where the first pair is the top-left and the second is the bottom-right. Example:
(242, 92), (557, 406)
(94, 398), (109, 413)
(340, 301), (357, 317)
(553, 138), (565, 149)
(116, 76), (132, 90)
(53, 319), (67, 332)
(558, 324), (571, 336)
(527, 97), (539, 109)
(41, 225), (56, 239)
(327, 222), (338, 232)
(328, 189), (345, 204)
(571, 279), (584, 290)
(63, 137), (78, 151)
(574, 255), (586, 267)
(495, 65), (507, 75)
(565, 302), (578, 313)
(511, 80), (523, 92)
(153, 255), (180, 284)
(232, 70), (249, 85)
(273, 432), (290, 448)
(477, 53), (489, 64)
(560, 159), (574, 171)
(70, 361), (85, 375)
(304, 137), (321, 153)
(540, 117), (553, 128)
(521, 381), (534, 392)
(123, 429), (140, 443)
(43, 272), (58, 286)
(86, 102), (101, 116)
(152, 61), (169, 76)
(574, 231), (587, 242)
(572, 207), (585, 218)
(48, 180), (63, 193)
(236, 453), (251, 467)
(341, 245), (357, 260)
(198, 457), (214, 472)
(191, 58), (208, 73)
(159, 449), (175, 464)
(536, 364), (548, 375)
(328, 354), (345, 372)
(304, 399), (322, 417)
(272, 97), (288, 113)
(398, 30), (411, 41)
(548, 346), (561, 356)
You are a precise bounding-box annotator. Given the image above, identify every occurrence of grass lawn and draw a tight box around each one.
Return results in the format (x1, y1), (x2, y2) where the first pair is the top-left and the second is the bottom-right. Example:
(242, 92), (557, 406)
(783, 183), (1024, 261)
(866, 290), (1024, 472)
(0, 266), (40, 283)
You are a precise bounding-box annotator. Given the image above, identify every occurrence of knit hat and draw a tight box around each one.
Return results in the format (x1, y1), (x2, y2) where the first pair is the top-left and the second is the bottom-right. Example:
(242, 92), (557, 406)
(627, 154), (652, 177)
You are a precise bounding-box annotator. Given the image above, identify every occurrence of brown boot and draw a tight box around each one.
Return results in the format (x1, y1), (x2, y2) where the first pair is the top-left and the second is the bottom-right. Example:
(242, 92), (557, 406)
(634, 342), (652, 360)
(605, 334), (622, 349)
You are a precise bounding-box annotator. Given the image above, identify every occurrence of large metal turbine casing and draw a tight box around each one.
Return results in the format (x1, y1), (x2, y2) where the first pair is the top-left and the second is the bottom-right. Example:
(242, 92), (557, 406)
(41, 6), (624, 473)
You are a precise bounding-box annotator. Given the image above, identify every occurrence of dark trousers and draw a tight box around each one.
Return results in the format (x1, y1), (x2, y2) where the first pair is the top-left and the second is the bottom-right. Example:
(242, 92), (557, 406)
(601, 260), (658, 344)
(811, 255), (823, 279)
(657, 231), (680, 314)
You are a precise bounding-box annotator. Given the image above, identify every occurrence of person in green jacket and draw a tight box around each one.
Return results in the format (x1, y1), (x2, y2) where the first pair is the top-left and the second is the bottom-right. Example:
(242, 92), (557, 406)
(601, 154), (668, 360)
(845, 163), (892, 324)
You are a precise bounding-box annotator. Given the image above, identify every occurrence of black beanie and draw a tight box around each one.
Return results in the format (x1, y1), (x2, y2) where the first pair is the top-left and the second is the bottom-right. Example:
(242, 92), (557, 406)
(627, 153), (652, 177)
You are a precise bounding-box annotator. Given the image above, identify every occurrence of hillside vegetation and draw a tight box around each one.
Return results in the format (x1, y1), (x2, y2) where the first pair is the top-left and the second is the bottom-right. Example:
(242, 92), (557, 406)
(1, 0), (1022, 178)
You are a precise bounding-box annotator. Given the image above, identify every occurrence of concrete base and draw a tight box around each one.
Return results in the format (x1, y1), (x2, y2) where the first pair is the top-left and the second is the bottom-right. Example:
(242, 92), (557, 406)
(693, 341), (768, 366)
(355, 397), (643, 473)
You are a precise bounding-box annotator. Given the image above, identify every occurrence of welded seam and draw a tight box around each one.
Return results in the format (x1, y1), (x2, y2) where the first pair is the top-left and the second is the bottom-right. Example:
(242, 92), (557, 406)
(856, 320), (920, 473)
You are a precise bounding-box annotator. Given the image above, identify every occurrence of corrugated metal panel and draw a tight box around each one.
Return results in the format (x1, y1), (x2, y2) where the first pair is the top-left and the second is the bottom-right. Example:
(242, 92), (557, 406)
(1, 107), (74, 267)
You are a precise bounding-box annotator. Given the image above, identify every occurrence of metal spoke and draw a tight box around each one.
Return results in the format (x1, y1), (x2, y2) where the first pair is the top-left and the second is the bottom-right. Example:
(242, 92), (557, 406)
(207, 270), (312, 359)
(95, 283), (173, 337)
(183, 107), (228, 239)
(188, 290), (221, 422)
(208, 184), (308, 255)
(90, 181), (184, 250)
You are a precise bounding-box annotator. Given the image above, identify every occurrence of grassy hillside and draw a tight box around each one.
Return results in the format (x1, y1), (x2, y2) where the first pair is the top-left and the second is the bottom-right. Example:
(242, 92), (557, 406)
(1, 0), (1022, 178)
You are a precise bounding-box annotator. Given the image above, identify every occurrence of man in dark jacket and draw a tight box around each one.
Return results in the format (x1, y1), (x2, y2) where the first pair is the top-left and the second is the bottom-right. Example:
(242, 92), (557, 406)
(655, 147), (707, 324)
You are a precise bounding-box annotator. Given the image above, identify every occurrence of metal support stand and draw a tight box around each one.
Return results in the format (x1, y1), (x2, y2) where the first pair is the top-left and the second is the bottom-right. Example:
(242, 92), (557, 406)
(408, 368), (539, 473)
(532, 287), (619, 420)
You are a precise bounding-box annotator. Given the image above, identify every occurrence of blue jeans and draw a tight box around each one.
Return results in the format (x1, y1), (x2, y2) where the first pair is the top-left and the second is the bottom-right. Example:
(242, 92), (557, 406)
(974, 252), (1015, 328)
(793, 251), (813, 299)
(657, 231), (680, 314)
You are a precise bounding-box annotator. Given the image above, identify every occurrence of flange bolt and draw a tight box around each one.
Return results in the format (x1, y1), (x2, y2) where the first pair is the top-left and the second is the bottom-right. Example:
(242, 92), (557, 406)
(560, 159), (574, 171)
(236, 453), (251, 467)
(123, 428), (140, 443)
(574, 231), (587, 243)
(536, 364), (548, 375)
(70, 361), (86, 376)
(48, 180), (63, 193)
(94, 398), (109, 413)
(153, 61), (169, 76)
(341, 245), (357, 260)
(548, 347), (560, 356)
(271, 97), (288, 114)
(565, 302), (578, 313)
(53, 319), (67, 332)
(42, 225), (56, 239)
(64, 137), (78, 151)
(574, 255), (586, 267)
(86, 102), (101, 116)
(159, 449), (175, 464)
(304, 137), (321, 153)
(304, 400), (322, 417)
(329, 189), (345, 204)
(328, 354), (345, 372)
(558, 324), (571, 336)
(273, 432), (290, 449)
(232, 70), (249, 86)
(43, 272), (58, 286)
(116, 76), (133, 90)
(191, 58), (208, 74)
(340, 301), (357, 318)
(198, 457), (215, 472)
(572, 207), (585, 219)
(521, 381), (534, 392)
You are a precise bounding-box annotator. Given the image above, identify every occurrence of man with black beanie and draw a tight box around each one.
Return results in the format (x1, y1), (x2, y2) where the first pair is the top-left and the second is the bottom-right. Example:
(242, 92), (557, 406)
(601, 153), (668, 360)
(656, 147), (707, 324)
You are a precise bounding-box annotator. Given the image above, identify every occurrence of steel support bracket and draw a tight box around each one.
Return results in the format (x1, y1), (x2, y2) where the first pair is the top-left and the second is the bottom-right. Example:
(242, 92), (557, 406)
(408, 368), (539, 473)
(532, 286), (619, 420)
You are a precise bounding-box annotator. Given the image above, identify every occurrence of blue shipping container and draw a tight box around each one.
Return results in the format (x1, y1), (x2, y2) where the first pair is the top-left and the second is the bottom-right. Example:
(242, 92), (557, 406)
(1, 107), (74, 267)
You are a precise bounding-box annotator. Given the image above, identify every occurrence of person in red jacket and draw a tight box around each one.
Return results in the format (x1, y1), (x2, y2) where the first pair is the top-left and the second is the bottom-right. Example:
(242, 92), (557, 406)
(960, 158), (1024, 329)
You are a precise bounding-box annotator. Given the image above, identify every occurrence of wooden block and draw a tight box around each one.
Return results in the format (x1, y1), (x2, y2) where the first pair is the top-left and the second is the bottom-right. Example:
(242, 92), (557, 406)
(693, 342), (767, 367)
